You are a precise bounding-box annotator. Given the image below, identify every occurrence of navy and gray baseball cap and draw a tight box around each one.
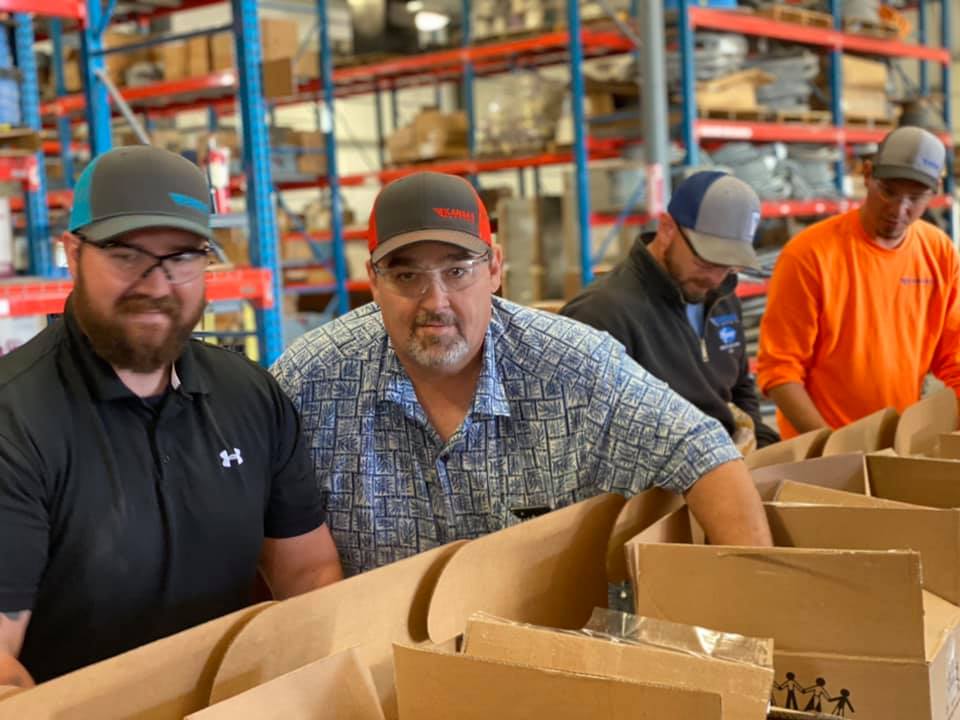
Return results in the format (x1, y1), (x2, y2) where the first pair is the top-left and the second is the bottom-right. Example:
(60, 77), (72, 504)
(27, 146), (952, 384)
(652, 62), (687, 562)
(872, 126), (945, 190)
(69, 145), (212, 242)
(368, 172), (492, 263)
(667, 171), (761, 270)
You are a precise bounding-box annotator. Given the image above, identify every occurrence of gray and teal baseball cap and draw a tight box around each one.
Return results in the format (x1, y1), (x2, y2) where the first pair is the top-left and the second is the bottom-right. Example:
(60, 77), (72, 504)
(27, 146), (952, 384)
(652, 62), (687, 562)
(69, 145), (212, 242)
(872, 126), (945, 190)
(667, 171), (761, 270)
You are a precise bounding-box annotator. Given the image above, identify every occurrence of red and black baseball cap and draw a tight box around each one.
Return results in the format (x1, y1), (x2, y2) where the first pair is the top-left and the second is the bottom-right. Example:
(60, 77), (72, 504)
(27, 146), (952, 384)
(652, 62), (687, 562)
(368, 172), (492, 263)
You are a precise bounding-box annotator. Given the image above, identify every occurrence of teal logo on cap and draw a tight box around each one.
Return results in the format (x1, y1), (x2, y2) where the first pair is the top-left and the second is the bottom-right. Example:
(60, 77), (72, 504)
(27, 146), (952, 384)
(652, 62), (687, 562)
(169, 192), (208, 214)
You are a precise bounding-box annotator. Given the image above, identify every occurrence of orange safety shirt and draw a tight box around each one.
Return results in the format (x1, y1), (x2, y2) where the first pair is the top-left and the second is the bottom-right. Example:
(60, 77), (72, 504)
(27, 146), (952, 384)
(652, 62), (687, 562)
(757, 209), (960, 438)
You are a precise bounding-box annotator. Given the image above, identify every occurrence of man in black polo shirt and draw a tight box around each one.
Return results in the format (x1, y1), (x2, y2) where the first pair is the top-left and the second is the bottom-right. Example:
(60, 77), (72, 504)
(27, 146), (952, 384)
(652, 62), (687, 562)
(0, 145), (341, 687)
(562, 171), (779, 451)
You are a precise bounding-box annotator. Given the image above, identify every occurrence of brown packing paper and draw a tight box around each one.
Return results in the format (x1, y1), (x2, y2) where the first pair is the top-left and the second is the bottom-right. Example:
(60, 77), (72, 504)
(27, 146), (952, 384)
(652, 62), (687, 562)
(462, 613), (773, 720)
(208, 541), (465, 720)
(939, 432), (960, 460)
(0, 603), (272, 720)
(426, 493), (625, 644)
(185, 649), (384, 720)
(393, 643), (723, 720)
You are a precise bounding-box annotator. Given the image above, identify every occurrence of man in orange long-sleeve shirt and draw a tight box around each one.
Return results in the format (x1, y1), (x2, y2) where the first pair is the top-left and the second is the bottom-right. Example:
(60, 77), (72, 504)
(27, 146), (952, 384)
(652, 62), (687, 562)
(758, 126), (960, 438)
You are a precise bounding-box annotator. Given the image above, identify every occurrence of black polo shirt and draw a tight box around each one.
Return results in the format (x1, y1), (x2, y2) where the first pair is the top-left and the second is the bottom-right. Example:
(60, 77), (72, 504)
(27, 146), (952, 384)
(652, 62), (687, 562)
(0, 300), (324, 682)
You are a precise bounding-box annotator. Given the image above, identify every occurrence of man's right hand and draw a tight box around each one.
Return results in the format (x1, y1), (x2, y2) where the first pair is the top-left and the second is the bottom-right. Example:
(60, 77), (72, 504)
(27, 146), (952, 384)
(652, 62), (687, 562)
(0, 610), (32, 688)
(767, 382), (830, 435)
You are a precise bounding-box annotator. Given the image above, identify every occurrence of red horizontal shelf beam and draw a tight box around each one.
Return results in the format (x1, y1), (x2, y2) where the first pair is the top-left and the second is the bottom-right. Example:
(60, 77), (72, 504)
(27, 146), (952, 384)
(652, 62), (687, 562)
(689, 7), (950, 64)
(285, 279), (370, 295)
(0, 0), (86, 21)
(10, 188), (73, 212)
(283, 229), (368, 243)
(696, 120), (954, 147)
(736, 280), (769, 299)
(0, 268), (273, 317)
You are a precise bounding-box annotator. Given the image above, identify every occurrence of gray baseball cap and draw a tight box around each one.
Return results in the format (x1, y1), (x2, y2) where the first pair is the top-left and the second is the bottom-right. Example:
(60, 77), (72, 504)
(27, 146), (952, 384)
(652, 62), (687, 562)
(872, 126), (945, 190)
(667, 171), (762, 270)
(69, 144), (212, 242)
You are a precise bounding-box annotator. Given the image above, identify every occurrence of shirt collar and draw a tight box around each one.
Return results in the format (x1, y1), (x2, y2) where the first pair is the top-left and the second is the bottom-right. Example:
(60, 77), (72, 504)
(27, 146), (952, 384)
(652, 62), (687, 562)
(63, 295), (209, 402)
(375, 303), (512, 420)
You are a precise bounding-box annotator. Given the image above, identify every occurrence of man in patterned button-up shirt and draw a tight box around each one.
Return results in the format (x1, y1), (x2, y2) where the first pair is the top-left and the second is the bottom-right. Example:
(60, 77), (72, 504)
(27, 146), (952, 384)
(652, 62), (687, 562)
(273, 172), (773, 577)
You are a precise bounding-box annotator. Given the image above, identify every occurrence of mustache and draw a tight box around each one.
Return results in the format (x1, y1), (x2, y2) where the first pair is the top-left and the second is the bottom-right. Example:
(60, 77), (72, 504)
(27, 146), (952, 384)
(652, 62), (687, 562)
(414, 311), (458, 327)
(116, 294), (180, 316)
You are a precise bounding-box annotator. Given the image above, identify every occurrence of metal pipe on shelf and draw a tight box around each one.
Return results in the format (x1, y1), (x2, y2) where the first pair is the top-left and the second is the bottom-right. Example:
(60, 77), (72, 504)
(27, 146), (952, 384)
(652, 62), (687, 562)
(918, 0), (929, 95)
(677, 0), (698, 166)
(827, 0), (845, 197)
(374, 83), (386, 168)
(316, 0), (350, 317)
(50, 19), (75, 189)
(567, 0), (593, 286)
(231, 0), (285, 364)
(461, 0), (477, 186)
(640, 0), (671, 214)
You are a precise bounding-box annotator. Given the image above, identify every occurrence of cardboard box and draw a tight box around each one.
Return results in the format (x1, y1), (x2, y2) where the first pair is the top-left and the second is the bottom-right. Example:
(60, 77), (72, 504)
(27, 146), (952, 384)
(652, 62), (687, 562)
(262, 57), (297, 99)
(414, 110), (469, 161)
(210, 33), (235, 72)
(186, 36), (210, 78)
(606, 487), (685, 582)
(626, 505), (960, 720)
(0, 603), (272, 719)
(292, 130), (326, 175)
(207, 542), (466, 720)
(259, 18), (299, 63)
(387, 124), (418, 165)
(750, 452), (867, 501)
(842, 86), (892, 120)
(186, 648), (385, 720)
(213, 227), (248, 266)
(842, 54), (889, 90)
(744, 427), (832, 470)
(821, 406), (899, 456)
(895, 388), (958, 456)
(393, 642), (722, 720)
(865, 453), (960, 509)
(426, 493), (625, 644)
(463, 612), (773, 720)
(939, 432), (960, 460)
(156, 40), (187, 82)
(696, 69), (774, 111)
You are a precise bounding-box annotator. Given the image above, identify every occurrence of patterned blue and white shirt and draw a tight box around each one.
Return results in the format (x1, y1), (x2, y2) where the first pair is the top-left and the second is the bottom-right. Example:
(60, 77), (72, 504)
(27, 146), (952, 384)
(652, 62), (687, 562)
(272, 297), (739, 577)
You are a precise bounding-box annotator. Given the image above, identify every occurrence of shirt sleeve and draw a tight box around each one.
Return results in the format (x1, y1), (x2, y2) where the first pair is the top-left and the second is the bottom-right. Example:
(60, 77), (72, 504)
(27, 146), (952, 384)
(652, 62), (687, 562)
(756, 245), (822, 394)
(264, 377), (327, 539)
(931, 245), (960, 395)
(587, 344), (741, 496)
(0, 431), (49, 612)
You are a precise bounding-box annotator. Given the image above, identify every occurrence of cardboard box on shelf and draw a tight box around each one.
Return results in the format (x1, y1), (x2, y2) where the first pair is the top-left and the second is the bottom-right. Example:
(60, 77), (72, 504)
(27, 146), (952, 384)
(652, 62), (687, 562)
(210, 33), (234, 72)
(626, 508), (960, 720)
(213, 226), (249, 266)
(414, 110), (469, 161)
(186, 36), (210, 78)
(259, 18), (299, 63)
(186, 649), (385, 720)
(841, 54), (889, 89)
(842, 86), (893, 121)
(696, 68), (774, 111)
(463, 612), (773, 720)
(156, 40), (187, 82)
(386, 124), (418, 165)
(292, 131), (326, 175)
(393, 642), (722, 720)
(262, 57), (297, 99)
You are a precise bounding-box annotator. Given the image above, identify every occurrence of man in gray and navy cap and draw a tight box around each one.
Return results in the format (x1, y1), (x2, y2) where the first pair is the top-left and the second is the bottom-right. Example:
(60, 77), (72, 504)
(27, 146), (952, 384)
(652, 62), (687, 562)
(0, 145), (341, 689)
(758, 126), (959, 440)
(273, 170), (773, 578)
(563, 170), (780, 452)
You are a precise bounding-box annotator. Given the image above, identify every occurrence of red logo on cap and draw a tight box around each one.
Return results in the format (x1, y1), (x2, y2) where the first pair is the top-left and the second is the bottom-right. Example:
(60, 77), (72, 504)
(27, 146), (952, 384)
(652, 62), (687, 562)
(433, 207), (475, 224)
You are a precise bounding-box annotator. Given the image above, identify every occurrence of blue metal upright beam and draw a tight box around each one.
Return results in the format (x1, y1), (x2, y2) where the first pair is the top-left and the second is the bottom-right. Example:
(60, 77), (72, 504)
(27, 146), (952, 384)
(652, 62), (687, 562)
(232, 0), (285, 364)
(918, 0), (929, 96)
(677, 0), (698, 165)
(317, 0), (350, 317)
(942, 0), (953, 197)
(81, 0), (113, 156)
(50, 19), (75, 188)
(14, 15), (52, 277)
(461, 0), (477, 186)
(828, 0), (845, 195)
(373, 84), (386, 167)
(567, 0), (593, 286)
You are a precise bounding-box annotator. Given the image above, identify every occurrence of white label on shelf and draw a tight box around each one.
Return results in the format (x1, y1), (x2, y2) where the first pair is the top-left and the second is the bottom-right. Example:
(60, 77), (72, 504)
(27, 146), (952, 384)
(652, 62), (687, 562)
(697, 123), (754, 140)
(0, 299), (10, 317)
(319, 105), (333, 134)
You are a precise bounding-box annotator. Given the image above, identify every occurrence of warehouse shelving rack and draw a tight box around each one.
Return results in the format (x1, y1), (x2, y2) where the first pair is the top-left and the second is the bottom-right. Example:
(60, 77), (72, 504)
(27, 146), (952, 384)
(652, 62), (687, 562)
(21, 0), (956, 338)
(6, 0), (284, 364)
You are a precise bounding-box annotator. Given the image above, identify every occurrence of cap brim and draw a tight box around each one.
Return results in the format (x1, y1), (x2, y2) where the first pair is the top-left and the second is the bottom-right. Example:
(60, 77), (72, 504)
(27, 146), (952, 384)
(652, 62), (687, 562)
(371, 228), (489, 263)
(75, 213), (212, 242)
(685, 227), (761, 270)
(872, 164), (940, 190)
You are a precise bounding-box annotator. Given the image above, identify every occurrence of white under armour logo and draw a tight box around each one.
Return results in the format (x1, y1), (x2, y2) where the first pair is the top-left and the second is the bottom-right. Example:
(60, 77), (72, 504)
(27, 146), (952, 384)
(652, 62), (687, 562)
(220, 448), (243, 468)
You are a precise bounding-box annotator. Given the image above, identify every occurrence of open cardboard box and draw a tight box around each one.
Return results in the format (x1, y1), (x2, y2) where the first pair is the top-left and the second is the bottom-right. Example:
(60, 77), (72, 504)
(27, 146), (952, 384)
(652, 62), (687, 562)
(460, 611), (773, 720)
(207, 540), (465, 720)
(894, 388), (958, 457)
(0, 603), (272, 719)
(625, 502), (960, 719)
(186, 648), (384, 720)
(393, 640), (723, 719)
